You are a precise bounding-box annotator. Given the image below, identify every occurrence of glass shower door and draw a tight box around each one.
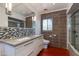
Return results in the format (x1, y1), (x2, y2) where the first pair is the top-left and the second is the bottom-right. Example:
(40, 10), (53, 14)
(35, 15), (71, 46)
(71, 11), (79, 51)
(75, 12), (79, 50)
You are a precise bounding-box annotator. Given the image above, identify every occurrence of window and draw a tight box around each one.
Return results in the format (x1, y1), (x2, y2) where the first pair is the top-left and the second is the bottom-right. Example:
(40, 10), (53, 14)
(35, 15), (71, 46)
(42, 18), (53, 31)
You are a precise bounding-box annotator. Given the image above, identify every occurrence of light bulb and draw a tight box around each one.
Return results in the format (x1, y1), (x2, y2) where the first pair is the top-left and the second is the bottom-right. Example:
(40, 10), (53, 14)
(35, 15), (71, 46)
(5, 3), (12, 15)
(8, 3), (12, 11)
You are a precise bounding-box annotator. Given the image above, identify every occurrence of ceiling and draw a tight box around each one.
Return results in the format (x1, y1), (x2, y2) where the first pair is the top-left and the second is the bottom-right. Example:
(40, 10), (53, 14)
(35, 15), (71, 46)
(0, 3), (69, 16)
(12, 3), (32, 16)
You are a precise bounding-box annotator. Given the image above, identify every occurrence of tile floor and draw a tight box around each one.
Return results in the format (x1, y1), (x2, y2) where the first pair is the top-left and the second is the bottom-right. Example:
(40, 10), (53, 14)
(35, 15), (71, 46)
(38, 48), (70, 56)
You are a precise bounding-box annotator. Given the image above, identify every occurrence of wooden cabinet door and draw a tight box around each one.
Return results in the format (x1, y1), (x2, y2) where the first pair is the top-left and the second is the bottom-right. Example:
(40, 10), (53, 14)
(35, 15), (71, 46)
(26, 17), (32, 28)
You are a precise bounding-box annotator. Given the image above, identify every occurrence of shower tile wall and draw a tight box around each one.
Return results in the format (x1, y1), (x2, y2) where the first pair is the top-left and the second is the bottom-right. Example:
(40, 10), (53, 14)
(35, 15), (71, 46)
(41, 10), (67, 48)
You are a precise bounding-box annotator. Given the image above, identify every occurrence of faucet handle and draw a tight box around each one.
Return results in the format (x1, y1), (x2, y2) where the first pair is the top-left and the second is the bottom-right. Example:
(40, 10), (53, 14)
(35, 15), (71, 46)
(53, 34), (56, 37)
(49, 35), (52, 37)
(49, 34), (56, 38)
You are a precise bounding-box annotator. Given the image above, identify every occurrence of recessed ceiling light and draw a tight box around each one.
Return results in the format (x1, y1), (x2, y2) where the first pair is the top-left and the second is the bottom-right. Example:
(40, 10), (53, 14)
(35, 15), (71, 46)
(44, 9), (48, 11)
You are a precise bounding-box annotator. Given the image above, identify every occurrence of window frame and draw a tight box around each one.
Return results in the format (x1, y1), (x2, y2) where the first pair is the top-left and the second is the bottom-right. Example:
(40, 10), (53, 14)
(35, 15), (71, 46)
(42, 18), (53, 31)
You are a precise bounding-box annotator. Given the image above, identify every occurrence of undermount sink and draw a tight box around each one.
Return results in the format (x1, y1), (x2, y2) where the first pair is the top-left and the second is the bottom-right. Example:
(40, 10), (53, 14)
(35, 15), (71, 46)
(4, 36), (33, 43)
(16, 37), (30, 41)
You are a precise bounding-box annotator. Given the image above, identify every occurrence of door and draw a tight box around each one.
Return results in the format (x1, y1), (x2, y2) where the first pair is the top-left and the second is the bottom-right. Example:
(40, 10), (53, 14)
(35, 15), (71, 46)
(74, 13), (79, 50)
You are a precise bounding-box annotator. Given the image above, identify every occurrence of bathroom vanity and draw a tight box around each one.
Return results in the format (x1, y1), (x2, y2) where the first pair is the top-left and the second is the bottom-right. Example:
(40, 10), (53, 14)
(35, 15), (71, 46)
(0, 35), (44, 56)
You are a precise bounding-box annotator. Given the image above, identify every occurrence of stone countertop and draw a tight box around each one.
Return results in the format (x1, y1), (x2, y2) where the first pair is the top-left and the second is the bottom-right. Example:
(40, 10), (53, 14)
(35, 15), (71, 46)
(0, 35), (43, 47)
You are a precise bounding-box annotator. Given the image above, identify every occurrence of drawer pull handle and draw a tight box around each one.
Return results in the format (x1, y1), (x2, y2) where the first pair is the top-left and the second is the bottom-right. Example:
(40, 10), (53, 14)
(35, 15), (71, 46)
(27, 51), (34, 56)
(24, 41), (33, 46)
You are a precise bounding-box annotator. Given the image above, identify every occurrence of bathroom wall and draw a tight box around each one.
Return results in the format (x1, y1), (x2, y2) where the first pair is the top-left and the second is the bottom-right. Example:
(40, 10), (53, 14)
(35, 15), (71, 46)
(25, 13), (41, 35)
(35, 13), (41, 35)
(0, 27), (35, 39)
(0, 7), (8, 27)
(41, 10), (67, 48)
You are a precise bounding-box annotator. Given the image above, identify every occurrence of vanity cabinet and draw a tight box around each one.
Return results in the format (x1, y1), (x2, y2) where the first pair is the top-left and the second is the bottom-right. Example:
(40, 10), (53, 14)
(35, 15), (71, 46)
(31, 37), (43, 56)
(0, 43), (1, 55)
(0, 43), (4, 56)
(0, 35), (43, 56)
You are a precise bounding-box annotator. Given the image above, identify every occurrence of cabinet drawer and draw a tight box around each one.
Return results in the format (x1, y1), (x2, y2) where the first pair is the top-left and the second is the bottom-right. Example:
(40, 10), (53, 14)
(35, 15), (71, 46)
(16, 40), (33, 49)
(15, 40), (34, 56)
(16, 48), (34, 56)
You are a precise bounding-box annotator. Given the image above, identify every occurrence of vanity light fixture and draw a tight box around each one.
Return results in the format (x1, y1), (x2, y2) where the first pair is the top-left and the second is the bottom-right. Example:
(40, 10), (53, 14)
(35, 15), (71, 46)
(32, 12), (36, 21)
(5, 3), (12, 15)
(32, 16), (36, 21)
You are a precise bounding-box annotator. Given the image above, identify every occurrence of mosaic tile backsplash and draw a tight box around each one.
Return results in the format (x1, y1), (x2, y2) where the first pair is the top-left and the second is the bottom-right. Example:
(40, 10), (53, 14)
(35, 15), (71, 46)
(0, 27), (35, 39)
